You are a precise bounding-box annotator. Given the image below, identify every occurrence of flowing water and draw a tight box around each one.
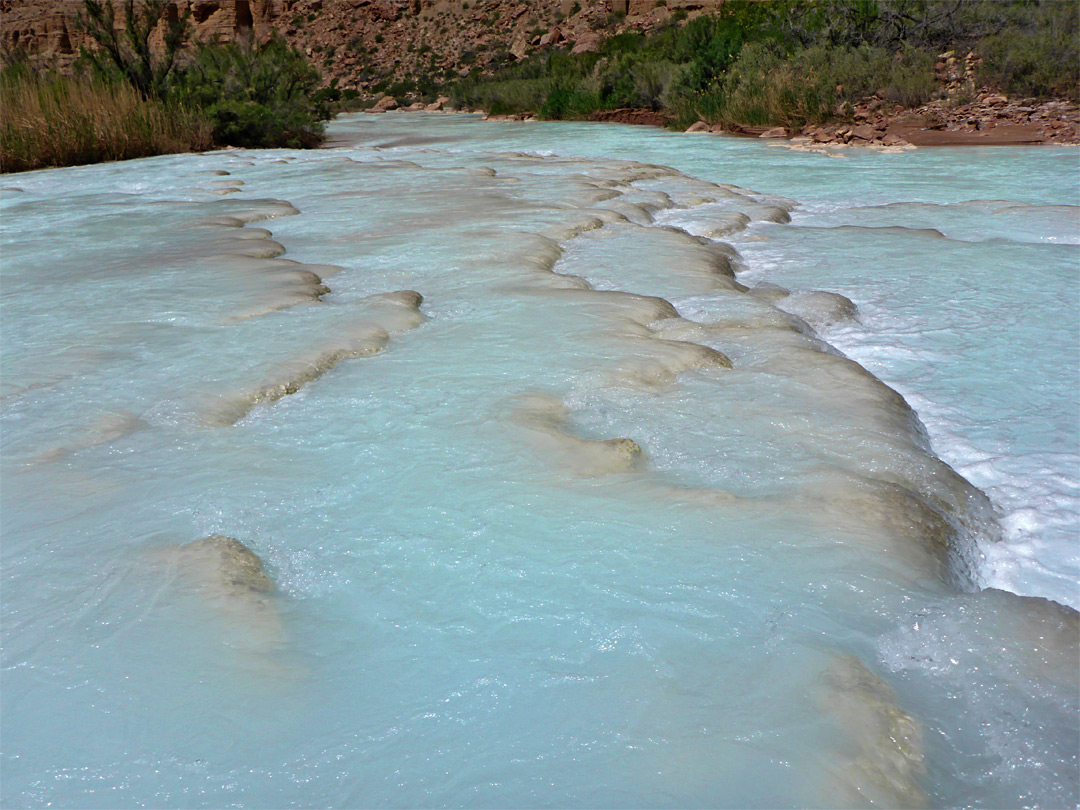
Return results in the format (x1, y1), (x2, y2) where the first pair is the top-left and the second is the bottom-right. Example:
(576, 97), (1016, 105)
(1, 113), (1077, 808)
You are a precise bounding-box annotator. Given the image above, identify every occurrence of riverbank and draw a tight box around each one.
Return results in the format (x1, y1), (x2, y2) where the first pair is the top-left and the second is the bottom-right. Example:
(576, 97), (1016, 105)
(4, 0), (1077, 170)
(363, 92), (1080, 150)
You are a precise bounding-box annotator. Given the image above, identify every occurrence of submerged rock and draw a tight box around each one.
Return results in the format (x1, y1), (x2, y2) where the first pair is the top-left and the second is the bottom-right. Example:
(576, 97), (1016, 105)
(607, 335), (732, 389)
(204, 289), (426, 426)
(166, 535), (289, 660)
(511, 392), (646, 476)
(752, 287), (860, 330)
(177, 534), (274, 596)
(819, 656), (928, 809)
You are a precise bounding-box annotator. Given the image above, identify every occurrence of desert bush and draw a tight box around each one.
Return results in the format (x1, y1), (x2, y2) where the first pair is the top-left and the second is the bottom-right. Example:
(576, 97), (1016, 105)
(460, 77), (555, 115)
(682, 42), (935, 129)
(448, 0), (1070, 126)
(976, 1), (1078, 99)
(539, 86), (601, 119)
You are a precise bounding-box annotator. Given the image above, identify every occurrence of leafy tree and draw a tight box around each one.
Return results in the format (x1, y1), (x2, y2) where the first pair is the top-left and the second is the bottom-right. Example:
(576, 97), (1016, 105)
(172, 37), (330, 148)
(77, 0), (189, 100)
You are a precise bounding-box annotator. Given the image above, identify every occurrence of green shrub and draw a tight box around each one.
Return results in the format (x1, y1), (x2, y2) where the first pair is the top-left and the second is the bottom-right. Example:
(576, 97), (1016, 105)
(172, 38), (329, 148)
(689, 42), (935, 129)
(976, 1), (1078, 99)
(539, 86), (600, 119)
(75, 0), (189, 101)
(446, 0), (1073, 127)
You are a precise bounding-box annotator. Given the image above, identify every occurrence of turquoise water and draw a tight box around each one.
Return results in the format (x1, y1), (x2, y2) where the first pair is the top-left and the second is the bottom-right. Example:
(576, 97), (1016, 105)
(1, 113), (1076, 808)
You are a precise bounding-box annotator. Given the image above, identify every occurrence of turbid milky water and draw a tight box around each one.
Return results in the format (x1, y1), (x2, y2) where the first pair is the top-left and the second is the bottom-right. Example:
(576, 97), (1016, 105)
(1, 113), (1077, 808)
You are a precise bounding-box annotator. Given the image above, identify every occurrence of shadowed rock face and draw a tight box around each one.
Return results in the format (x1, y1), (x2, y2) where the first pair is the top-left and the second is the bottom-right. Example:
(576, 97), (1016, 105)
(0, 1), (280, 71)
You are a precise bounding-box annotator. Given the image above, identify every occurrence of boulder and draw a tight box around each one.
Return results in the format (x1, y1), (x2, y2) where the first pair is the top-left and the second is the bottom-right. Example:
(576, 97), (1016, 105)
(685, 121), (710, 133)
(510, 34), (528, 60)
(169, 535), (287, 656)
(371, 95), (398, 112)
(178, 535), (273, 596)
(759, 126), (787, 138)
(850, 124), (876, 141)
(539, 28), (562, 47)
(571, 32), (600, 54)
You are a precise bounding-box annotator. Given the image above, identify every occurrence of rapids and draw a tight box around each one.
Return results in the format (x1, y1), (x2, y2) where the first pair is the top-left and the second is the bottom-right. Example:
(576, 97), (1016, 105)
(1, 112), (1076, 808)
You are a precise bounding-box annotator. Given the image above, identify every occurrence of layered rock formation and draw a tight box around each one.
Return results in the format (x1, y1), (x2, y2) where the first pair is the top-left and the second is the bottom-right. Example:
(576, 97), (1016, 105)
(0, 0), (726, 86)
(1, 0), (281, 71)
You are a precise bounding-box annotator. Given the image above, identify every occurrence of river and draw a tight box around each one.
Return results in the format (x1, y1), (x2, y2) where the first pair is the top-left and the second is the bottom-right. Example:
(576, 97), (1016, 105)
(1, 112), (1076, 808)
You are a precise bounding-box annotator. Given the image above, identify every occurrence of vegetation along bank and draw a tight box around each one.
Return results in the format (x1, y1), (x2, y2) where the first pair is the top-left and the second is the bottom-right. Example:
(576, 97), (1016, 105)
(2, 0), (1077, 172)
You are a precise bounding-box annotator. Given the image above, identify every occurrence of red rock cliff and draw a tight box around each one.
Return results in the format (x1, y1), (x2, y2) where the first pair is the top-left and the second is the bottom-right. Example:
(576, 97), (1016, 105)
(0, 0), (730, 90)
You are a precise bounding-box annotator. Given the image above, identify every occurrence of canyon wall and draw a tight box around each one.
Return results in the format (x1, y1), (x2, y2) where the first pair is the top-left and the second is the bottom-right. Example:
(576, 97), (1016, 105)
(0, 0), (731, 88)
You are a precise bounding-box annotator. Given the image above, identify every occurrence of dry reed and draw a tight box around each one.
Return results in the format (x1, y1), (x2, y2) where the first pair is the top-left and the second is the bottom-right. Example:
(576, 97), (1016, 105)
(1, 73), (213, 173)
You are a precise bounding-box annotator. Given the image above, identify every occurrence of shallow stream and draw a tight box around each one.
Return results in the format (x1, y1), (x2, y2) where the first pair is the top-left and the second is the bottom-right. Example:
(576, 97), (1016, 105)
(2, 113), (1077, 808)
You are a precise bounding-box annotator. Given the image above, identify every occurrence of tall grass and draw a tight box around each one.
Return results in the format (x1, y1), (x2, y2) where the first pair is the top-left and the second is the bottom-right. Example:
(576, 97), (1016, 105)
(1, 70), (212, 173)
(672, 44), (936, 130)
